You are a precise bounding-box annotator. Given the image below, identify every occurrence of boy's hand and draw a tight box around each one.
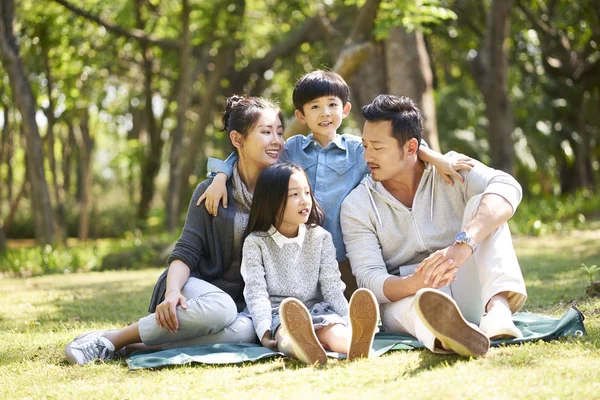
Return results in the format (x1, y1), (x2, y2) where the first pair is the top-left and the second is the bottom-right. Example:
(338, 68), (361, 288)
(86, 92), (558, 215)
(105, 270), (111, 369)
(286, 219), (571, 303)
(261, 331), (278, 350)
(434, 156), (474, 185)
(196, 173), (228, 216)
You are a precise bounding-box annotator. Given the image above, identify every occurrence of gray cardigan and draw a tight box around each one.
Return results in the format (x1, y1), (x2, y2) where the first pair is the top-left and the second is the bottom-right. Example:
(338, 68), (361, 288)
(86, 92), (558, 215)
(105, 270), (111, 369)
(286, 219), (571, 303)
(148, 179), (244, 312)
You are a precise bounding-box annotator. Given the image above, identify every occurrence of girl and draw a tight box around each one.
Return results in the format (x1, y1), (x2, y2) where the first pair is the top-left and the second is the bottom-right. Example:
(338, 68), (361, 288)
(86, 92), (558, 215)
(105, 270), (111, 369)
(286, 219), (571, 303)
(65, 95), (285, 365)
(241, 163), (379, 365)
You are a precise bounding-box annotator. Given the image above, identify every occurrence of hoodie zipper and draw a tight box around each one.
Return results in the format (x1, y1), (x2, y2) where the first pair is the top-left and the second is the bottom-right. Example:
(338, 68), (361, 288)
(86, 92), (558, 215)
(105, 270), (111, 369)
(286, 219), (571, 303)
(365, 168), (432, 253)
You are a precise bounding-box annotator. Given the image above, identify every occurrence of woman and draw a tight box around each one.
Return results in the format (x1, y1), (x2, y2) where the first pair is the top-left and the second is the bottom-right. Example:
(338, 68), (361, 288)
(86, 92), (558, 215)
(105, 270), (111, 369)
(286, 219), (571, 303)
(65, 95), (285, 365)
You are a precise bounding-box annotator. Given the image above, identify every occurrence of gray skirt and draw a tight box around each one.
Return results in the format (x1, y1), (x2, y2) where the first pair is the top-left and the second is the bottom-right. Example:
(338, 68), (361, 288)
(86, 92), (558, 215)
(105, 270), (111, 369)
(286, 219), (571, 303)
(243, 301), (347, 339)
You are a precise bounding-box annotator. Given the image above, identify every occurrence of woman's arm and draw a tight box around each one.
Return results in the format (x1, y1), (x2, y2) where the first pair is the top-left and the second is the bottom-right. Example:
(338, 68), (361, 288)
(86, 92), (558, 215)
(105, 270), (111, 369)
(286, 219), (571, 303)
(155, 260), (191, 333)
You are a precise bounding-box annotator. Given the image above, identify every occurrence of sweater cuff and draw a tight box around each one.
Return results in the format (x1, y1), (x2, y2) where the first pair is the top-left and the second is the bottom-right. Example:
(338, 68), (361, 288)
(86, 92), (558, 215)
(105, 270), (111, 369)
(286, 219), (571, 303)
(484, 182), (522, 215)
(255, 320), (271, 342)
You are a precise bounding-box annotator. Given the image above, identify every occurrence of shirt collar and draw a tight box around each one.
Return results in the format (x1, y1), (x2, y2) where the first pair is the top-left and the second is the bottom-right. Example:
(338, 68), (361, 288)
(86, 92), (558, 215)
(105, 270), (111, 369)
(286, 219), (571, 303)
(300, 133), (346, 150)
(268, 224), (306, 248)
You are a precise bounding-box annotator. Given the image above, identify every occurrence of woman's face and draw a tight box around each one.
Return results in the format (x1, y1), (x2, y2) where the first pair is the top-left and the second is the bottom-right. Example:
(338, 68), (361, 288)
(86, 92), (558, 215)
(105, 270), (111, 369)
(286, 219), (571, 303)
(236, 108), (284, 170)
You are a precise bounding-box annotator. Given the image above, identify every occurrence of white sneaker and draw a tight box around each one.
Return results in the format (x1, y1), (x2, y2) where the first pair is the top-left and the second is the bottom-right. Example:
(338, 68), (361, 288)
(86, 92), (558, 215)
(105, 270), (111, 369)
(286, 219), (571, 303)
(479, 306), (523, 340)
(65, 335), (116, 365)
(414, 288), (490, 358)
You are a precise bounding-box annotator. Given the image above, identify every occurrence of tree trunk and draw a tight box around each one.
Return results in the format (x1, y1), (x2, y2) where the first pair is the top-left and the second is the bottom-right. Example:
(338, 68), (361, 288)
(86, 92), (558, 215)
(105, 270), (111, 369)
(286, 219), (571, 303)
(349, 43), (386, 128)
(42, 42), (66, 242)
(471, 0), (515, 173)
(385, 27), (440, 151)
(76, 110), (94, 241)
(62, 121), (76, 197)
(135, 0), (162, 222)
(180, 48), (228, 197)
(0, 223), (6, 253)
(0, 0), (55, 244)
(0, 101), (8, 203)
(165, 0), (192, 232)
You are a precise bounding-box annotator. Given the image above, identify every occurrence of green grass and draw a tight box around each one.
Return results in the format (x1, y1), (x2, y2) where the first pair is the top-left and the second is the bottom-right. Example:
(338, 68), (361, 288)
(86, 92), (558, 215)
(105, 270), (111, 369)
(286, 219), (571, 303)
(1, 231), (600, 399)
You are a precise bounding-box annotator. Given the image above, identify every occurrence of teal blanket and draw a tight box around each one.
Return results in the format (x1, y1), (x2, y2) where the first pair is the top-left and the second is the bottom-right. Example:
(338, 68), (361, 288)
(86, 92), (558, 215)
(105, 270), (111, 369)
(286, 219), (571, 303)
(127, 307), (586, 370)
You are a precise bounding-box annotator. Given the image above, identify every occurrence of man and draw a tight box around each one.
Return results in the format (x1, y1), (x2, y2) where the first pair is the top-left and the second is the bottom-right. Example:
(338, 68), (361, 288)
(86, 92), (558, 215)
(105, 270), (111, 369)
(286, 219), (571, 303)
(340, 94), (527, 357)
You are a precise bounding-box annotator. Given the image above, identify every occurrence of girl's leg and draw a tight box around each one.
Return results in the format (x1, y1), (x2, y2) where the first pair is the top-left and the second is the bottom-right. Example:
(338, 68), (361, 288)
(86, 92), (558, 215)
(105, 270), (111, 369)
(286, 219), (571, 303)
(315, 324), (350, 354)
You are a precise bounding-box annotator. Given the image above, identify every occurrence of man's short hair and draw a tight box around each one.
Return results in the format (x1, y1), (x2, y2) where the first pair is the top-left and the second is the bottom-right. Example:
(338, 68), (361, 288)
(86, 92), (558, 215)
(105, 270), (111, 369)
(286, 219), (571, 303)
(292, 70), (350, 112)
(361, 94), (424, 148)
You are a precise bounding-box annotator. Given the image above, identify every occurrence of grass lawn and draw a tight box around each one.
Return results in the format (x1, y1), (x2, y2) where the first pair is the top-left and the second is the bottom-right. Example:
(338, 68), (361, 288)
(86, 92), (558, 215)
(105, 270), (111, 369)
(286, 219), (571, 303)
(1, 230), (599, 399)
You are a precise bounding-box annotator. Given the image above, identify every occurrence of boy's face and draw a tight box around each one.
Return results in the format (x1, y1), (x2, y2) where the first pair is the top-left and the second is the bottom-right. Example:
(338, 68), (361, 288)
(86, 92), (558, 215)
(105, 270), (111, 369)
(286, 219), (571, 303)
(295, 96), (351, 140)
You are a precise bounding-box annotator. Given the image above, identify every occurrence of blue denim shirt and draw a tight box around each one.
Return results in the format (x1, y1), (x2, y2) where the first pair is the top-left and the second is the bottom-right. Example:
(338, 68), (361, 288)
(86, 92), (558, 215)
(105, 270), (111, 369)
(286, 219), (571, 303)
(207, 133), (368, 262)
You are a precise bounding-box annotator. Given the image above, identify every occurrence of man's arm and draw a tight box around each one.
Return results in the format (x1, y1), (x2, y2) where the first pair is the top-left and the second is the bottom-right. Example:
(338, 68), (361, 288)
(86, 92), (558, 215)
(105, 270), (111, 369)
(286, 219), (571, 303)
(418, 157), (523, 286)
(340, 197), (451, 302)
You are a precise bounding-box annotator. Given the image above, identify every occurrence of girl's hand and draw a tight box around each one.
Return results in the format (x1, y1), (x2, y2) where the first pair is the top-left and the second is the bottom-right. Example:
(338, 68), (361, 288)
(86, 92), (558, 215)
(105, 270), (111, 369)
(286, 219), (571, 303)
(433, 156), (474, 185)
(196, 173), (228, 216)
(155, 291), (188, 333)
(261, 331), (278, 350)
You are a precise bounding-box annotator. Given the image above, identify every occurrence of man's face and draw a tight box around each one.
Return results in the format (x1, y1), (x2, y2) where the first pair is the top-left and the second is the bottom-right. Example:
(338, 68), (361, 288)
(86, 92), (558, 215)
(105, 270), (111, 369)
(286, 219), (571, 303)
(362, 120), (409, 182)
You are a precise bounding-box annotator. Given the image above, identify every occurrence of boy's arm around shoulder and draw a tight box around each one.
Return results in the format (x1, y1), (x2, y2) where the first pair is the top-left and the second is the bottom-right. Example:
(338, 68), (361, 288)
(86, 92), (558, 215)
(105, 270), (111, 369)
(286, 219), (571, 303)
(454, 151), (523, 215)
(240, 235), (273, 341)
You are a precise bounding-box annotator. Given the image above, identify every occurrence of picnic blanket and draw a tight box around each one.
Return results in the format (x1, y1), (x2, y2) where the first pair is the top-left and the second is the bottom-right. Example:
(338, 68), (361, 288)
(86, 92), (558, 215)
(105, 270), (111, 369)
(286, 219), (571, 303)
(127, 307), (586, 370)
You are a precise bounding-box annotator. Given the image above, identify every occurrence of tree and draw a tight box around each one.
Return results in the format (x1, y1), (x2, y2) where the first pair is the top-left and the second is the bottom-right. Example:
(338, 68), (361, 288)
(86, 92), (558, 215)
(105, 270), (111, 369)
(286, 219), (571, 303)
(518, 0), (600, 192)
(0, 0), (55, 244)
(469, 0), (517, 173)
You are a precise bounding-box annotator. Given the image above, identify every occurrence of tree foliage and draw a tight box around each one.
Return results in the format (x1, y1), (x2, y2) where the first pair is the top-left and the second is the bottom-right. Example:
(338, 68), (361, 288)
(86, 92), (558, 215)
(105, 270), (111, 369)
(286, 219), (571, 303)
(0, 0), (598, 243)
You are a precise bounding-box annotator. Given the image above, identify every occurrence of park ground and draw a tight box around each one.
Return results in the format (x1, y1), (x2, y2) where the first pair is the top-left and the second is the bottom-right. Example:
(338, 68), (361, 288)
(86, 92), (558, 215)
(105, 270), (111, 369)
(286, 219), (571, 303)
(0, 229), (599, 399)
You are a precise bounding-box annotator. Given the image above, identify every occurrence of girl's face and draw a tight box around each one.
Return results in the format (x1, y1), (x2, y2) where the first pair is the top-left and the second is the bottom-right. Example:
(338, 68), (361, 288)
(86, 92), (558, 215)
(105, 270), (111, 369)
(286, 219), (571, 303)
(235, 108), (284, 171)
(278, 171), (312, 237)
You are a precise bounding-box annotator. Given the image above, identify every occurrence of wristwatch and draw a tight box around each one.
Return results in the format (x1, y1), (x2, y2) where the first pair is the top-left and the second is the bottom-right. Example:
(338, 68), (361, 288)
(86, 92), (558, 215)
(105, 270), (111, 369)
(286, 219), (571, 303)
(455, 231), (476, 253)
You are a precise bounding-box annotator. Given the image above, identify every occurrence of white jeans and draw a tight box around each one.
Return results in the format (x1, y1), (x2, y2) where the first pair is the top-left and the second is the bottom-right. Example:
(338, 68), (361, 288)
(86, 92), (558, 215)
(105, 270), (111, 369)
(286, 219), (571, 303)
(381, 194), (527, 352)
(138, 277), (257, 349)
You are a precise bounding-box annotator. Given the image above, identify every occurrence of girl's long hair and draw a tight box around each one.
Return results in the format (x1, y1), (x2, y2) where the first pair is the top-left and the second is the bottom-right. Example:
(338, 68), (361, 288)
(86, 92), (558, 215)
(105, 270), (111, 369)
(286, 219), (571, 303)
(244, 163), (324, 239)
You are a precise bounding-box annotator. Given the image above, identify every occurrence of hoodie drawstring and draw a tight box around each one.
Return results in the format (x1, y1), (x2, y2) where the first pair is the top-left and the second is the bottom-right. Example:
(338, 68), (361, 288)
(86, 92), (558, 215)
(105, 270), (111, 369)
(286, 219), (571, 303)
(430, 172), (435, 222)
(366, 183), (383, 227)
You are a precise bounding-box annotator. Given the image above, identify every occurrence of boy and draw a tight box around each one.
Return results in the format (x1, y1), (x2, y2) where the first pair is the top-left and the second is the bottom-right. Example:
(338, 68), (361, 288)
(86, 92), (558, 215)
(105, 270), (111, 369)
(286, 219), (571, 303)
(201, 71), (469, 299)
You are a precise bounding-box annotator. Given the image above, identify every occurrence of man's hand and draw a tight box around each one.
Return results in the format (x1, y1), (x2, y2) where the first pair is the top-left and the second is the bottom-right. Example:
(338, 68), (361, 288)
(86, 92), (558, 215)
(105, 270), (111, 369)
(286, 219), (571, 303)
(261, 331), (278, 350)
(415, 244), (473, 287)
(155, 291), (188, 333)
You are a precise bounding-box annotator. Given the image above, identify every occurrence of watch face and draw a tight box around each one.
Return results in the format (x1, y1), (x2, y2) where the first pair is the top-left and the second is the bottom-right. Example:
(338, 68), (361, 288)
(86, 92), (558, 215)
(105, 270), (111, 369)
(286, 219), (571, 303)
(456, 231), (467, 241)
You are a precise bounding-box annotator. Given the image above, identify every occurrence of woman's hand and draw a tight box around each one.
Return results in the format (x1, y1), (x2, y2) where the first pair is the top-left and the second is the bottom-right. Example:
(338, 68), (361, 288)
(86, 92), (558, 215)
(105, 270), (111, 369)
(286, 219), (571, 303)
(155, 291), (188, 333)
(261, 331), (278, 350)
(196, 173), (228, 216)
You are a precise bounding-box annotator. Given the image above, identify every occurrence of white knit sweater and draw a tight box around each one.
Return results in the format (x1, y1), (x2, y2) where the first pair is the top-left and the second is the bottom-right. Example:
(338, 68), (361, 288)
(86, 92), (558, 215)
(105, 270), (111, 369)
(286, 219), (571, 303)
(241, 224), (348, 340)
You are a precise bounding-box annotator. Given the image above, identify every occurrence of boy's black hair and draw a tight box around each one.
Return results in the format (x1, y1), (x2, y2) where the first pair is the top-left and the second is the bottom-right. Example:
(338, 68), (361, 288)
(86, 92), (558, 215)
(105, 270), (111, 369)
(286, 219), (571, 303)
(361, 94), (423, 149)
(292, 70), (350, 112)
(244, 163), (325, 238)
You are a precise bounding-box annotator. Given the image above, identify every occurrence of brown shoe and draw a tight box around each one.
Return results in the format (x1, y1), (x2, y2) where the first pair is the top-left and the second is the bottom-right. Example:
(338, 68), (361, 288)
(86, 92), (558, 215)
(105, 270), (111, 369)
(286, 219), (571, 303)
(414, 288), (490, 357)
(279, 298), (327, 366)
(347, 288), (379, 361)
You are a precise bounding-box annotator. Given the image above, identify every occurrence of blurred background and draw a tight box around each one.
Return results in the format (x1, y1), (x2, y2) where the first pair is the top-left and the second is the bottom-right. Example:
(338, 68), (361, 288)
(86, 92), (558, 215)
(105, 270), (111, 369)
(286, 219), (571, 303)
(0, 0), (598, 275)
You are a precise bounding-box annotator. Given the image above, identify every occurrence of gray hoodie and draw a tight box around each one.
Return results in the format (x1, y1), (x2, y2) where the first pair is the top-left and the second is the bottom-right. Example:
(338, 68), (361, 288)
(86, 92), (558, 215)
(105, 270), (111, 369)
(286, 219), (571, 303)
(340, 152), (522, 303)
